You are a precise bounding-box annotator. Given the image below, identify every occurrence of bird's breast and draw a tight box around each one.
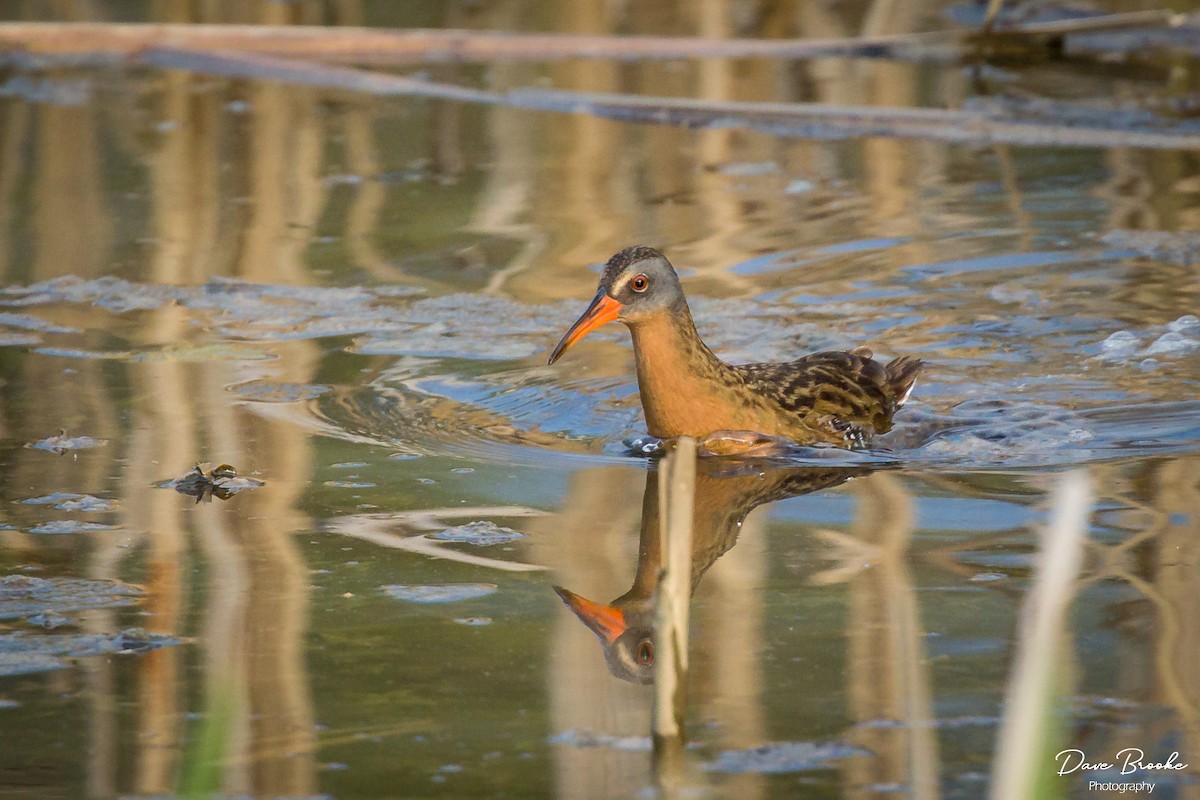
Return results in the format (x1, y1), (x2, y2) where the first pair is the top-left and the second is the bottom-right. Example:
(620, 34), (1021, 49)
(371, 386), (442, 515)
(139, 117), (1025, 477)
(630, 332), (781, 438)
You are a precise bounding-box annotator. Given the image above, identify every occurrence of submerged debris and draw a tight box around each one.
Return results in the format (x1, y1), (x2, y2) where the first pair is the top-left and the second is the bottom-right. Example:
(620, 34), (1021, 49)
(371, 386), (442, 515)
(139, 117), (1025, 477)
(25, 430), (108, 455)
(160, 463), (265, 503)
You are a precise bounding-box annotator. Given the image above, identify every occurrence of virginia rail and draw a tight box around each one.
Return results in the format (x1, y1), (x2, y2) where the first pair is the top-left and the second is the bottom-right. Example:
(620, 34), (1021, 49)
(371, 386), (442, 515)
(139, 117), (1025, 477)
(549, 246), (922, 449)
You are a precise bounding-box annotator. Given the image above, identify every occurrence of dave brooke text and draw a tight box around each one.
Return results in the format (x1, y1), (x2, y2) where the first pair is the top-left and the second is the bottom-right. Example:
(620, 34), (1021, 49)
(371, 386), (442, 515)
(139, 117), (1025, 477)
(1056, 749), (1188, 776)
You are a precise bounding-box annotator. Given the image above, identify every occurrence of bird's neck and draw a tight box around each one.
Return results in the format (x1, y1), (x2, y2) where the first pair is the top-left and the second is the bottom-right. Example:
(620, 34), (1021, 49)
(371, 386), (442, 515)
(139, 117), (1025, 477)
(615, 468), (751, 607)
(628, 307), (734, 438)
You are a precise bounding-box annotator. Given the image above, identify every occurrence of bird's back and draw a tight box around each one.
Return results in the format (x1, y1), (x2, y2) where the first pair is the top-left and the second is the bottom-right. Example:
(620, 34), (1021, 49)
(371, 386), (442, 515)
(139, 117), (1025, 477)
(732, 350), (923, 446)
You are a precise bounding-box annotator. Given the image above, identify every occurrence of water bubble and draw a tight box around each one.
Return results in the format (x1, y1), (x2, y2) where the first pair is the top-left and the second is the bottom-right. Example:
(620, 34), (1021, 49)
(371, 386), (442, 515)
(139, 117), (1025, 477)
(1167, 314), (1200, 333)
(1144, 331), (1200, 356)
(1098, 330), (1141, 359)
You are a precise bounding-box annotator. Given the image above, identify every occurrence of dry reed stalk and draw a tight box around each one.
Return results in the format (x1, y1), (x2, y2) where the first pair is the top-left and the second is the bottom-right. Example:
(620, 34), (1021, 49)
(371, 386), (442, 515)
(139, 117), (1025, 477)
(0, 11), (1185, 66)
(991, 470), (1092, 800)
(653, 436), (695, 747)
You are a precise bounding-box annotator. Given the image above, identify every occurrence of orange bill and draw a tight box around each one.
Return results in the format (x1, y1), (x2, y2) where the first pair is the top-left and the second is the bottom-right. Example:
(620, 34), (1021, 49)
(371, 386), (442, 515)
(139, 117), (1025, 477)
(553, 586), (627, 643)
(548, 290), (623, 365)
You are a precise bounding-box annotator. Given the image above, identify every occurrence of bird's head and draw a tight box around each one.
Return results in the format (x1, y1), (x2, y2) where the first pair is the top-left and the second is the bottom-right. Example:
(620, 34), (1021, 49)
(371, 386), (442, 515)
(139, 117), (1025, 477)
(548, 246), (685, 365)
(553, 585), (656, 684)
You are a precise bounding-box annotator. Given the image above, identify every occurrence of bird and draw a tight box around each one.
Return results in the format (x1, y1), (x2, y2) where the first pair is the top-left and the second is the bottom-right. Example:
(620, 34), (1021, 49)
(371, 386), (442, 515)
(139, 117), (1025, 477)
(548, 246), (923, 449)
(554, 459), (861, 683)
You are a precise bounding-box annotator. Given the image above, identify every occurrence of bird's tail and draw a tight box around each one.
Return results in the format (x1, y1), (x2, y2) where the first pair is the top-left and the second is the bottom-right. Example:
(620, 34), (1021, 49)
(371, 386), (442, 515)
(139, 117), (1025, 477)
(884, 356), (923, 407)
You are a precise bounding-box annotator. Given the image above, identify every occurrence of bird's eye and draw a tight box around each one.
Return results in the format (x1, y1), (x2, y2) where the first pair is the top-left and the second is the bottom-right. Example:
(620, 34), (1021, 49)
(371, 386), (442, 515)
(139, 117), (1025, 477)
(631, 274), (649, 292)
(636, 640), (654, 666)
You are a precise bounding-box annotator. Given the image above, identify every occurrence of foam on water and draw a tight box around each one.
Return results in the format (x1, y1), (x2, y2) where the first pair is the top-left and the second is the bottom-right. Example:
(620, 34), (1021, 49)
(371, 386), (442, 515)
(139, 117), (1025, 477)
(549, 729), (654, 752)
(26, 433), (108, 453)
(0, 575), (141, 620)
(1101, 230), (1200, 265)
(381, 584), (498, 603)
(704, 741), (868, 774)
(429, 521), (526, 547)
(21, 493), (113, 511)
(27, 521), (116, 534)
(1094, 316), (1200, 362)
(0, 629), (181, 676)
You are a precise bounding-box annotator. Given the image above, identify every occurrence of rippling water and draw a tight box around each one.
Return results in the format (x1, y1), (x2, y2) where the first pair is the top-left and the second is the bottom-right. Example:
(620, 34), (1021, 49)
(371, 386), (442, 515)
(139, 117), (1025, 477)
(0, 2), (1198, 799)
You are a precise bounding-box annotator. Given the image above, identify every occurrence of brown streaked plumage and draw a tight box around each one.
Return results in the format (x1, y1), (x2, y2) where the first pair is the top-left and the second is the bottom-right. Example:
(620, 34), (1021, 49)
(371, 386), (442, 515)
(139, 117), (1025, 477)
(548, 246), (923, 449)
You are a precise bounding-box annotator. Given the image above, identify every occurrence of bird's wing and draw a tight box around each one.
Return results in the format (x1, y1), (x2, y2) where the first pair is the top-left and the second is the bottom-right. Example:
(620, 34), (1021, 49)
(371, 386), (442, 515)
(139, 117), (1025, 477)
(733, 350), (918, 440)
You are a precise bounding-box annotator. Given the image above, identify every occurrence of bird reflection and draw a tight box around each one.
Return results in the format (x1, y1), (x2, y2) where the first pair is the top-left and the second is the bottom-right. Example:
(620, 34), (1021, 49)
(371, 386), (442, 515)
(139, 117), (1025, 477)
(555, 459), (864, 683)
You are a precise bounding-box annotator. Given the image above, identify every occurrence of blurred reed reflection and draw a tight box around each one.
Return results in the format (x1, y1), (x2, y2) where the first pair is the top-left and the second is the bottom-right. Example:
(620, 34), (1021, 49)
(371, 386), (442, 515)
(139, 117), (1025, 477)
(0, 4), (328, 795)
(826, 471), (940, 800)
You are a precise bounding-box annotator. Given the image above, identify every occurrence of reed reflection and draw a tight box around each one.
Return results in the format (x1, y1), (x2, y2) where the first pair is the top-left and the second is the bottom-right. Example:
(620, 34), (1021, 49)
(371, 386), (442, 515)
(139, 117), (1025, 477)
(555, 458), (863, 684)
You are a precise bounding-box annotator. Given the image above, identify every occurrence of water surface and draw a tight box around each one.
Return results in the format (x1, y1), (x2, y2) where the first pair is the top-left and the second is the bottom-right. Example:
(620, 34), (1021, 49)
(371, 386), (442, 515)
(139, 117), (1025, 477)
(0, 2), (1198, 799)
